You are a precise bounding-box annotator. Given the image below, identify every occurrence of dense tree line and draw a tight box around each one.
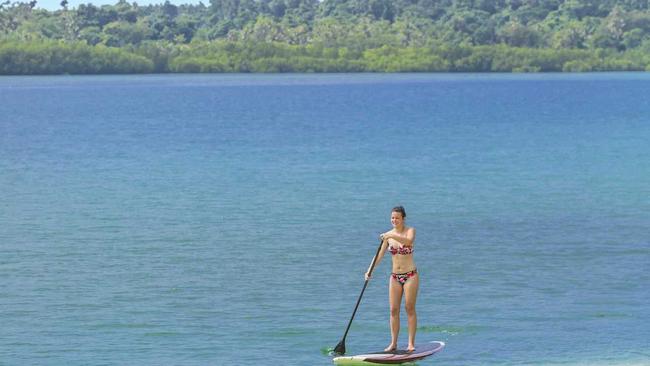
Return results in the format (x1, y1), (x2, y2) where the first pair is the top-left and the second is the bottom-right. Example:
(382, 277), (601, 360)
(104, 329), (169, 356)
(2, 0), (650, 73)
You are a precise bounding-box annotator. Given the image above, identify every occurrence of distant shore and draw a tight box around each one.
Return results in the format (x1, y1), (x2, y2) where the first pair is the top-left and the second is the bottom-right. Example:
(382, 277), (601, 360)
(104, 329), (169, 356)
(3, 0), (650, 75)
(1, 40), (649, 75)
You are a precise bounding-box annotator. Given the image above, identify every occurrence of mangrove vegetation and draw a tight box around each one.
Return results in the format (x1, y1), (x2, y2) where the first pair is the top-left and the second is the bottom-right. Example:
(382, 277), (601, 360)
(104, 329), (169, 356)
(2, 0), (650, 74)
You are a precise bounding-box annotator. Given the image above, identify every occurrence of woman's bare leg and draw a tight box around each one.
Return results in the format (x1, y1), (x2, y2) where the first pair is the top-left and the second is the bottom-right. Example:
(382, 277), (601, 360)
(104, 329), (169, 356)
(403, 273), (419, 352)
(385, 277), (403, 351)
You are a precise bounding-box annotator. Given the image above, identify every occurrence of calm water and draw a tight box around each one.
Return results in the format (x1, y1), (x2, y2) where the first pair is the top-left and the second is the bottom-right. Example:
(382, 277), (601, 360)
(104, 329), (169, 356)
(1, 73), (649, 366)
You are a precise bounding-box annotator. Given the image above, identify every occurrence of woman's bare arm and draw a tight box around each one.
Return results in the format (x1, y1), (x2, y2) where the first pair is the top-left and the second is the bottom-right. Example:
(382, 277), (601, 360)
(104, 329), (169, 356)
(383, 227), (415, 247)
(365, 239), (389, 280)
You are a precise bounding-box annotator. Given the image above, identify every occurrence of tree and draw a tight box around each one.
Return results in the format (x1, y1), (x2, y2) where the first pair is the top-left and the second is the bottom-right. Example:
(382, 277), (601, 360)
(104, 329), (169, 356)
(268, 0), (285, 18)
(497, 21), (542, 47)
(622, 27), (644, 48)
(552, 20), (588, 48)
(114, 0), (138, 23)
(210, 0), (258, 27)
(79, 25), (101, 45)
(76, 4), (100, 28)
(102, 20), (151, 46)
(1, 1), (35, 33)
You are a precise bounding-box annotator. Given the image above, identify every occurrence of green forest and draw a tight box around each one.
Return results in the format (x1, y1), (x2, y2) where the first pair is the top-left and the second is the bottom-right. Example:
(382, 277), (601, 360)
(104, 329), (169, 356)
(2, 0), (650, 74)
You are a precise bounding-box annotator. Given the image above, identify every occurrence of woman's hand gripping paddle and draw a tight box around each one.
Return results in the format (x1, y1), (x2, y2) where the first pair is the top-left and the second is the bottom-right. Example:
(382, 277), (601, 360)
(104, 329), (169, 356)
(333, 239), (384, 355)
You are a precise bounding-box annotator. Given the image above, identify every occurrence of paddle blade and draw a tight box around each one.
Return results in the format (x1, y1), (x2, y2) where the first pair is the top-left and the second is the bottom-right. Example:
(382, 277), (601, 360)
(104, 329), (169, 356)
(333, 340), (346, 355)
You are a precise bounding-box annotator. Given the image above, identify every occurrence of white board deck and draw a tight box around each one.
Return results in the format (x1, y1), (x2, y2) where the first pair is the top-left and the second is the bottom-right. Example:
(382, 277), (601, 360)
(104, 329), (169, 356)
(333, 341), (445, 365)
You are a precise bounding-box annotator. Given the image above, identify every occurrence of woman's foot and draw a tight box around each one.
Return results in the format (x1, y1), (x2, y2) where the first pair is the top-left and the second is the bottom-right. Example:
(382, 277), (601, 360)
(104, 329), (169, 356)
(384, 343), (397, 352)
(406, 345), (416, 353)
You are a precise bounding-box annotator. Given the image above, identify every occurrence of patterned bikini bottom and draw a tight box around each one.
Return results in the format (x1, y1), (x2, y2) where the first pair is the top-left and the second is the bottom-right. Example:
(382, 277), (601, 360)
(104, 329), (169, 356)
(391, 269), (418, 286)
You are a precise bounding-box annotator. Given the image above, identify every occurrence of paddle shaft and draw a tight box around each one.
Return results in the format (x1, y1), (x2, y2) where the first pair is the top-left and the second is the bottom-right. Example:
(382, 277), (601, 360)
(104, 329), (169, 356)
(339, 239), (385, 343)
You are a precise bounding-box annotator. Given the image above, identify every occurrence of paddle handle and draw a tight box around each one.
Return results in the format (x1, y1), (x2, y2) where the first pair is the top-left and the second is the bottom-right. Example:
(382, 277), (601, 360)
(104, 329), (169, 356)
(340, 239), (385, 341)
(365, 237), (385, 279)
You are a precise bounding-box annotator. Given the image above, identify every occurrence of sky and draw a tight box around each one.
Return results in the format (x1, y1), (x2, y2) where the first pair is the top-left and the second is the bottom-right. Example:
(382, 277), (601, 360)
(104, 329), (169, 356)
(35, 0), (203, 11)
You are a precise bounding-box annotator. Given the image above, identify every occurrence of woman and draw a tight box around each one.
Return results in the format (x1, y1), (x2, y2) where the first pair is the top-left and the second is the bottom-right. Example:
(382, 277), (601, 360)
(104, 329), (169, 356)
(365, 206), (418, 352)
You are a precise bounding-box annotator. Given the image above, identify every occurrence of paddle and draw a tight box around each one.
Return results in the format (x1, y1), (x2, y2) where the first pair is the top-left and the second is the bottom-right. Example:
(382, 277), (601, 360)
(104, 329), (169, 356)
(333, 238), (385, 355)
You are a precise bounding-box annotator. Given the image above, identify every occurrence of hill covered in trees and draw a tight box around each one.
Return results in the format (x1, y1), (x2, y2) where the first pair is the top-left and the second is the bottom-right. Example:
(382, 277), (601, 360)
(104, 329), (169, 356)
(2, 0), (650, 74)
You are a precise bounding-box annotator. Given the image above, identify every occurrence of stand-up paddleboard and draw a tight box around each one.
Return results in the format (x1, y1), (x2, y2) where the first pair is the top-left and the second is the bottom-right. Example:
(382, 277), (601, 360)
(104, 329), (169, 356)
(333, 341), (445, 365)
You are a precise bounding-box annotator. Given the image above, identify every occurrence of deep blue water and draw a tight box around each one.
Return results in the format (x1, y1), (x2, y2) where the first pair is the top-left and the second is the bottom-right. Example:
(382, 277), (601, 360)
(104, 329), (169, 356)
(1, 73), (649, 366)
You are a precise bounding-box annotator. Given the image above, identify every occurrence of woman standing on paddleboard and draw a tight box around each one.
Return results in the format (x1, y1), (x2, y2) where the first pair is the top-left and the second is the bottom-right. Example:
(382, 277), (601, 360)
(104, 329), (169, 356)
(365, 206), (418, 353)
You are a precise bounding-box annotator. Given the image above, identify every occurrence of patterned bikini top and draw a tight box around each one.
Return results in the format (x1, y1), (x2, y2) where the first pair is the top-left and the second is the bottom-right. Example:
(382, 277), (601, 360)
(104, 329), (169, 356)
(388, 244), (414, 255)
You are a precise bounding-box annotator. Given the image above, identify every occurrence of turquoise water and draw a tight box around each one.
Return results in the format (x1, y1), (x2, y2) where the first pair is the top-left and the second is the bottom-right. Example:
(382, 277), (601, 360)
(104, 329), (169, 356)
(1, 73), (648, 366)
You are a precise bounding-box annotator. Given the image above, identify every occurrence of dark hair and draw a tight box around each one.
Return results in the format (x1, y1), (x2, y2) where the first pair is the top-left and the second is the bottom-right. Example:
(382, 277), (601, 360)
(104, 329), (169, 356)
(392, 206), (406, 218)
